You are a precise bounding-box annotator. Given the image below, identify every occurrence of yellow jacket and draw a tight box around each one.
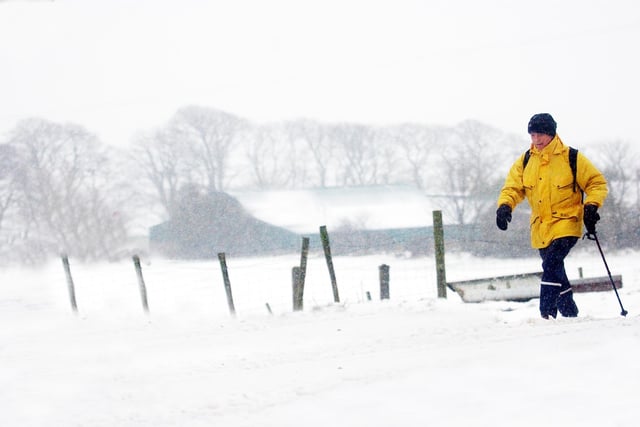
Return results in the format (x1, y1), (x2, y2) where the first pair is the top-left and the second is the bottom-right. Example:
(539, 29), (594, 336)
(497, 135), (608, 248)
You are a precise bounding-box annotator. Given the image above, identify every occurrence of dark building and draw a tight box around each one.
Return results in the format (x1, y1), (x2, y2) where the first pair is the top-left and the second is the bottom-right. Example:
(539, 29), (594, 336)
(149, 190), (300, 258)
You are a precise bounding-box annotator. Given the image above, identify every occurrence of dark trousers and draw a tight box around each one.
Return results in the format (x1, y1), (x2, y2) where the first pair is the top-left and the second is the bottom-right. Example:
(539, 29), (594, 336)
(538, 237), (579, 318)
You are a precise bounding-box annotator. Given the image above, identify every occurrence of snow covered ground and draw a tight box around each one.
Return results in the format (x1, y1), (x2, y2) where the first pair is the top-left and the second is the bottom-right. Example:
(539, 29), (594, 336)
(1, 247), (639, 426)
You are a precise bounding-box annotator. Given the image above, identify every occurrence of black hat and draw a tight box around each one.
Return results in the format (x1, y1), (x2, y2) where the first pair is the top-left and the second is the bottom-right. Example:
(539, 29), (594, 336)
(527, 113), (557, 136)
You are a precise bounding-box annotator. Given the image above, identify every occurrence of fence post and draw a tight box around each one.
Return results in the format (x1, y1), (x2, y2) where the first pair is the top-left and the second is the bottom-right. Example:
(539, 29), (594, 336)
(292, 266), (303, 311)
(132, 255), (150, 313)
(217, 252), (236, 316)
(299, 236), (310, 289)
(61, 254), (78, 313)
(379, 264), (390, 300)
(319, 225), (340, 303)
(433, 210), (447, 298)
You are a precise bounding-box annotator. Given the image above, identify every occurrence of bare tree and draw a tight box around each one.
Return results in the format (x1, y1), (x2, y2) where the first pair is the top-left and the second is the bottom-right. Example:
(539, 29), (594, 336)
(286, 119), (338, 188)
(331, 123), (379, 186)
(591, 140), (637, 247)
(169, 106), (247, 191)
(131, 128), (192, 216)
(245, 124), (294, 189)
(439, 120), (507, 225)
(368, 126), (402, 185)
(5, 118), (130, 263)
(279, 121), (315, 189)
(0, 144), (18, 232)
(381, 123), (445, 190)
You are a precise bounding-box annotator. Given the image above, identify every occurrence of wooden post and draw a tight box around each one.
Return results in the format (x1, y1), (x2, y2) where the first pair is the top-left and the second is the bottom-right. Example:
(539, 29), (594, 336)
(578, 267), (583, 278)
(433, 210), (447, 298)
(319, 225), (340, 303)
(292, 266), (303, 311)
(379, 264), (390, 300)
(217, 252), (236, 316)
(61, 254), (78, 313)
(291, 236), (309, 312)
(132, 255), (150, 313)
(299, 237), (310, 288)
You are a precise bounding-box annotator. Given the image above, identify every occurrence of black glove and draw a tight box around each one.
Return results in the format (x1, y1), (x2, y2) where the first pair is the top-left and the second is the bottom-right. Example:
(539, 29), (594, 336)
(496, 204), (512, 231)
(584, 204), (600, 235)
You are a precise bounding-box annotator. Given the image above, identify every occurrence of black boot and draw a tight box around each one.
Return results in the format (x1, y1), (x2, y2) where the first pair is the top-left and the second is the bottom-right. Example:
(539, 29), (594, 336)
(540, 283), (560, 319)
(558, 289), (579, 317)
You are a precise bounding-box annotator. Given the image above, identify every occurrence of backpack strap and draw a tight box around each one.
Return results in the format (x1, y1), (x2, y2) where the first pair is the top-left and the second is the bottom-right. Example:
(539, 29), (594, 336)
(569, 147), (578, 193)
(523, 149), (531, 169)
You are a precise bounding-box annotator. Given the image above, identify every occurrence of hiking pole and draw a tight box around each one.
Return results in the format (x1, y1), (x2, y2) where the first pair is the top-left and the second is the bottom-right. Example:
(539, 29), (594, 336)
(586, 232), (628, 316)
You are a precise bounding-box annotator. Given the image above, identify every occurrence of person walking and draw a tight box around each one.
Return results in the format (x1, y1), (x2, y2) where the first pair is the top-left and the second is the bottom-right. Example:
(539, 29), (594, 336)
(496, 113), (608, 319)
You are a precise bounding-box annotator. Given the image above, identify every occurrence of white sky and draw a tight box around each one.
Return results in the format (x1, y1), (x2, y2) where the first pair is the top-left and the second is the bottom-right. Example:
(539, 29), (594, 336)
(1, 0), (639, 147)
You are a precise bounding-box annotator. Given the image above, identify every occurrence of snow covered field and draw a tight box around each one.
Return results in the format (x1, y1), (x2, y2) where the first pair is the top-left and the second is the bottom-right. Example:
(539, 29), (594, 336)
(2, 247), (639, 426)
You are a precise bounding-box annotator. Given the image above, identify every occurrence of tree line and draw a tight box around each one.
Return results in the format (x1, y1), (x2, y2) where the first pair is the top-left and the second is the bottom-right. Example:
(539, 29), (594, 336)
(0, 105), (637, 264)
